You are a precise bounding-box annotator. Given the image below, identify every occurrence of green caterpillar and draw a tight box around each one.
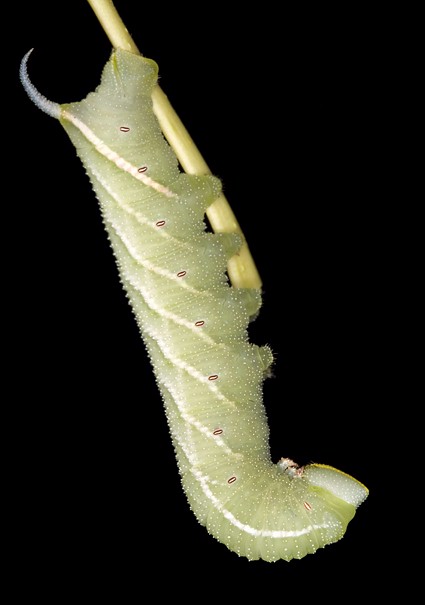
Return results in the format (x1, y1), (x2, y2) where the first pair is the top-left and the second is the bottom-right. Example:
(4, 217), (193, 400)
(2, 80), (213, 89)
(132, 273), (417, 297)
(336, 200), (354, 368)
(20, 47), (368, 562)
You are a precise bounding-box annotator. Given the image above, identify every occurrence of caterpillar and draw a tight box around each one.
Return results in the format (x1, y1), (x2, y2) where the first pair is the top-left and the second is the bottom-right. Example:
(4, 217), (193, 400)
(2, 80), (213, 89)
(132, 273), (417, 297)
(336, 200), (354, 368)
(20, 47), (368, 562)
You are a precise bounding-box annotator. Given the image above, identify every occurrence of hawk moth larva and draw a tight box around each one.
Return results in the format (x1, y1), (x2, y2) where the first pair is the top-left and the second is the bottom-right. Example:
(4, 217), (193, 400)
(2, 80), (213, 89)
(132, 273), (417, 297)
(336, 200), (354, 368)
(20, 47), (368, 562)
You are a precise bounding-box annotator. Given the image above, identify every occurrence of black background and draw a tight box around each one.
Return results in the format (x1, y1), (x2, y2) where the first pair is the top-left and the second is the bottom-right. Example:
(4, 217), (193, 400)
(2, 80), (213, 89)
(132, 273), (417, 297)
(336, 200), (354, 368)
(8, 0), (396, 599)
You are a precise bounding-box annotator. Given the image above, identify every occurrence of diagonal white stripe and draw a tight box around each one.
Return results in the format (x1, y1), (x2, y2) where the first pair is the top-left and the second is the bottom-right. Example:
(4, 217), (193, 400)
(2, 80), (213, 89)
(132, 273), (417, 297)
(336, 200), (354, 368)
(62, 109), (177, 197)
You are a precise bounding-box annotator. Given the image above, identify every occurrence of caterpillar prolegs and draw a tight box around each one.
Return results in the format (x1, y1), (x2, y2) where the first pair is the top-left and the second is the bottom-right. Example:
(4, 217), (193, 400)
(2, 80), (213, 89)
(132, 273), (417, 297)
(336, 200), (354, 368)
(20, 48), (368, 562)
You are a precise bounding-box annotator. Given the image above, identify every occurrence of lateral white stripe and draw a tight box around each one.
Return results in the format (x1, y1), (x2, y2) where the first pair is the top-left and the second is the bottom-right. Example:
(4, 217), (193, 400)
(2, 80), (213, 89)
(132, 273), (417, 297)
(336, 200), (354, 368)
(124, 273), (218, 345)
(87, 171), (210, 297)
(192, 468), (330, 538)
(87, 165), (191, 249)
(109, 220), (204, 295)
(145, 359), (241, 466)
(140, 319), (238, 410)
(62, 109), (176, 198)
(169, 418), (329, 539)
(166, 388), (238, 458)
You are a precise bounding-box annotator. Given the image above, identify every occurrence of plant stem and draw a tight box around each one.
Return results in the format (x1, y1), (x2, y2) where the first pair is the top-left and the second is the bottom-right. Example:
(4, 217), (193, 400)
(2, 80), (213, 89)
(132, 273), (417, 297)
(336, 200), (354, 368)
(86, 0), (262, 289)
(87, 0), (139, 53)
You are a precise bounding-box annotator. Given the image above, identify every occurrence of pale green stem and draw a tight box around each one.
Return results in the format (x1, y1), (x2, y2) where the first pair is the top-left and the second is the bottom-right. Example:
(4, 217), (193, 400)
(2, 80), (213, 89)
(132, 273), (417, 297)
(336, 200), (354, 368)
(86, 0), (262, 290)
